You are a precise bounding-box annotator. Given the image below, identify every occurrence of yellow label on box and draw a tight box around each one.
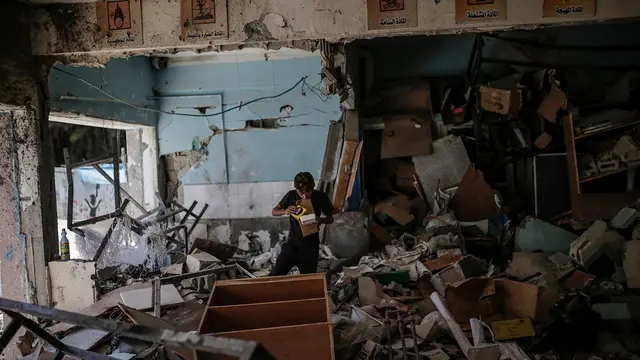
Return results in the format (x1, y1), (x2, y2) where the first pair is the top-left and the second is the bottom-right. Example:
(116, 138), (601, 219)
(491, 318), (535, 340)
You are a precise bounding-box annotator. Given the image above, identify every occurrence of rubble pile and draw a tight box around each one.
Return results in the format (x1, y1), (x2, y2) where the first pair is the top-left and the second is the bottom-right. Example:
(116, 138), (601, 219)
(327, 199), (640, 360)
(322, 65), (640, 359)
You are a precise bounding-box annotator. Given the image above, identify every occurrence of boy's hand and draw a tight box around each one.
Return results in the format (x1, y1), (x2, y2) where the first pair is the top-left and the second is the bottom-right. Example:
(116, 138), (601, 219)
(286, 206), (298, 215)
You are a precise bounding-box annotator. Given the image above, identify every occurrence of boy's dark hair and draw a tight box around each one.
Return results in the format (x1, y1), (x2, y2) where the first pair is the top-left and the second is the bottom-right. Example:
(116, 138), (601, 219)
(294, 172), (315, 193)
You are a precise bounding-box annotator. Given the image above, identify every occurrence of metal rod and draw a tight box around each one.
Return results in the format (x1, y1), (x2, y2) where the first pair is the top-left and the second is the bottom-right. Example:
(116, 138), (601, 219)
(158, 265), (234, 285)
(92, 219), (118, 263)
(70, 205), (126, 229)
(0, 298), (276, 360)
(92, 164), (147, 216)
(63, 148), (73, 232)
(396, 312), (408, 360)
(68, 156), (113, 169)
(114, 132), (121, 209)
(235, 263), (257, 279)
(153, 279), (162, 318)
(186, 204), (209, 239)
(3, 311), (113, 360)
(0, 316), (24, 353)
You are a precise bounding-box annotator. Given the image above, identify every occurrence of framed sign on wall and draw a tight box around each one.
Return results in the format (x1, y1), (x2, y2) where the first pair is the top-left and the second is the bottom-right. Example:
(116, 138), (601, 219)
(455, 0), (507, 24)
(367, 0), (418, 30)
(543, 0), (596, 18)
(180, 0), (229, 41)
(95, 0), (143, 48)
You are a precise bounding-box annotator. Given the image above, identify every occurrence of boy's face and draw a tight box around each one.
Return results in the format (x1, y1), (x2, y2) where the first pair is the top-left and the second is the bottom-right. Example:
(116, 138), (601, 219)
(296, 189), (312, 199)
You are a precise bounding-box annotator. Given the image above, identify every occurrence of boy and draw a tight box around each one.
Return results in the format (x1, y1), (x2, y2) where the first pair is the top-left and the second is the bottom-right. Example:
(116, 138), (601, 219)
(270, 172), (334, 276)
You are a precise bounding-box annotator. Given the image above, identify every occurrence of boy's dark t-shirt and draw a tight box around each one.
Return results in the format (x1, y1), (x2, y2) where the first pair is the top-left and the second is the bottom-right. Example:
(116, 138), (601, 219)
(278, 190), (334, 245)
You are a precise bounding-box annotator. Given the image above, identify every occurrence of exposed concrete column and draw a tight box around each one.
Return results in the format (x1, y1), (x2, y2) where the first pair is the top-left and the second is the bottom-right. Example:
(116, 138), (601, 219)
(0, 1), (57, 358)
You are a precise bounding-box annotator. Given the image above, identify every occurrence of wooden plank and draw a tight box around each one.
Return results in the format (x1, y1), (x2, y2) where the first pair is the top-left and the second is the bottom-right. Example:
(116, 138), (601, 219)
(333, 140), (358, 211)
(210, 277), (326, 306)
(346, 141), (363, 202)
(198, 323), (333, 360)
(215, 273), (325, 285)
(320, 121), (343, 182)
(202, 298), (327, 333)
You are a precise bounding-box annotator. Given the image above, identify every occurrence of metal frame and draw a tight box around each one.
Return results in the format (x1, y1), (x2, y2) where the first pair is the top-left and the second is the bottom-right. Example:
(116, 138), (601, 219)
(0, 297), (276, 360)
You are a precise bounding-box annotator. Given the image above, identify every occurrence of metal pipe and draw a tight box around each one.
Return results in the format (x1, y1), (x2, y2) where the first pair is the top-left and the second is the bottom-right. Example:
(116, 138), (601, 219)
(114, 132), (121, 209)
(92, 164), (147, 215)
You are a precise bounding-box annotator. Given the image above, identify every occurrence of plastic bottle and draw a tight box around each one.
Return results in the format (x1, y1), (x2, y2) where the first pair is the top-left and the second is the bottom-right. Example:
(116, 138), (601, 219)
(59, 229), (70, 260)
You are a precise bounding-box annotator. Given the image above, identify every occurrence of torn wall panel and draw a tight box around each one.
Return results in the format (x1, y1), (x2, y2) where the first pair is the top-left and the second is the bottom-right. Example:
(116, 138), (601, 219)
(49, 260), (97, 311)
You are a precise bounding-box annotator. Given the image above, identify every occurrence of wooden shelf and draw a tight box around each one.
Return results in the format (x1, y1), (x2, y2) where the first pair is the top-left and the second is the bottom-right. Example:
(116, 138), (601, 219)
(575, 119), (640, 140)
(579, 163), (640, 184)
(196, 274), (333, 360)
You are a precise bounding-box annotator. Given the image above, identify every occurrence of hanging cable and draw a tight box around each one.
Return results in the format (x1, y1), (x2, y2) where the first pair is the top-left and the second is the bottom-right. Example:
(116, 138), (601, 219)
(52, 67), (308, 118)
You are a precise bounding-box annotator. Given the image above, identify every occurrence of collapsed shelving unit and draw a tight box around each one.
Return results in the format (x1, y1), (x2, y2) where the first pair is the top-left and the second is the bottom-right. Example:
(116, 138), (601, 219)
(196, 274), (334, 360)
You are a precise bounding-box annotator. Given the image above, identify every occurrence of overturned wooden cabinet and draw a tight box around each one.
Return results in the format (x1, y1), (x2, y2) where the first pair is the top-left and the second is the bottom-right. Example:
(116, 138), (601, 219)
(196, 274), (334, 360)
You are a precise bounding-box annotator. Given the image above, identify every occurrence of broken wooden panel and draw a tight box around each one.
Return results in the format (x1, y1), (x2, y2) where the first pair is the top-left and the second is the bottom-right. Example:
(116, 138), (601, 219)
(208, 276), (326, 305)
(381, 116), (433, 159)
(197, 274), (333, 360)
(333, 140), (358, 211)
(200, 298), (327, 333)
(197, 323), (333, 360)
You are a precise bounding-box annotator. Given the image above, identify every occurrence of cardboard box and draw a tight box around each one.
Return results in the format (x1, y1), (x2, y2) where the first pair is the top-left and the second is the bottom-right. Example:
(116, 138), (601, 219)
(480, 86), (522, 115)
(374, 195), (415, 225)
(538, 83), (567, 123)
(444, 278), (558, 324)
(382, 116), (433, 159)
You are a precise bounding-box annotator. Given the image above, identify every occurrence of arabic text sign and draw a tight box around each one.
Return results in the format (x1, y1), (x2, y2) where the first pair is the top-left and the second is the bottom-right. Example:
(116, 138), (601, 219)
(367, 0), (418, 30)
(543, 0), (596, 17)
(180, 0), (229, 41)
(95, 0), (143, 48)
(455, 0), (507, 23)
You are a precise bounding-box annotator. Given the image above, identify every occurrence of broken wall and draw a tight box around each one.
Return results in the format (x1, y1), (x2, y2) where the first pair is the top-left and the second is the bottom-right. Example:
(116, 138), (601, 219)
(157, 49), (340, 217)
(48, 56), (158, 126)
(30, 0), (640, 56)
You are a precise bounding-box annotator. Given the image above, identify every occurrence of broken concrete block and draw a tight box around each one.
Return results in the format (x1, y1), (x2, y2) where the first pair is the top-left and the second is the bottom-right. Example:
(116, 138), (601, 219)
(161, 263), (184, 276)
(164, 156), (177, 171)
(624, 240), (640, 288)
(611, 207), (639, 229)
(571, 220), (625, 269)
(186, 249), (220, 273)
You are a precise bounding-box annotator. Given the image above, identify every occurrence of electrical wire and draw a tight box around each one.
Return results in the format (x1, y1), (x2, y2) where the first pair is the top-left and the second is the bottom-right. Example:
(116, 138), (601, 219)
(52, 67), (309, 118)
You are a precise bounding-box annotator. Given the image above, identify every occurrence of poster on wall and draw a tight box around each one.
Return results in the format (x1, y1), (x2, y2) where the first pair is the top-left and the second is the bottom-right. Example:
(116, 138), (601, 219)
(367, 0), (418, 30)
(180, 0), (229, 41)
(455, 0), (507, 23)
(95, 0), (143, 48)
(543, 0), (596, 17)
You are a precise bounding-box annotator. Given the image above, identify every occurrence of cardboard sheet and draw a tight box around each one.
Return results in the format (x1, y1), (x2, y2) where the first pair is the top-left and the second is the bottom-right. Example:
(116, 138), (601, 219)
(382, 116), (433, 159)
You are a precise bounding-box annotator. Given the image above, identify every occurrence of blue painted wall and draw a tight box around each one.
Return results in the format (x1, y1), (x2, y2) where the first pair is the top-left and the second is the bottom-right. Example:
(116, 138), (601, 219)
(49, 56), (157, 127)
(155, 55), (341, 184)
